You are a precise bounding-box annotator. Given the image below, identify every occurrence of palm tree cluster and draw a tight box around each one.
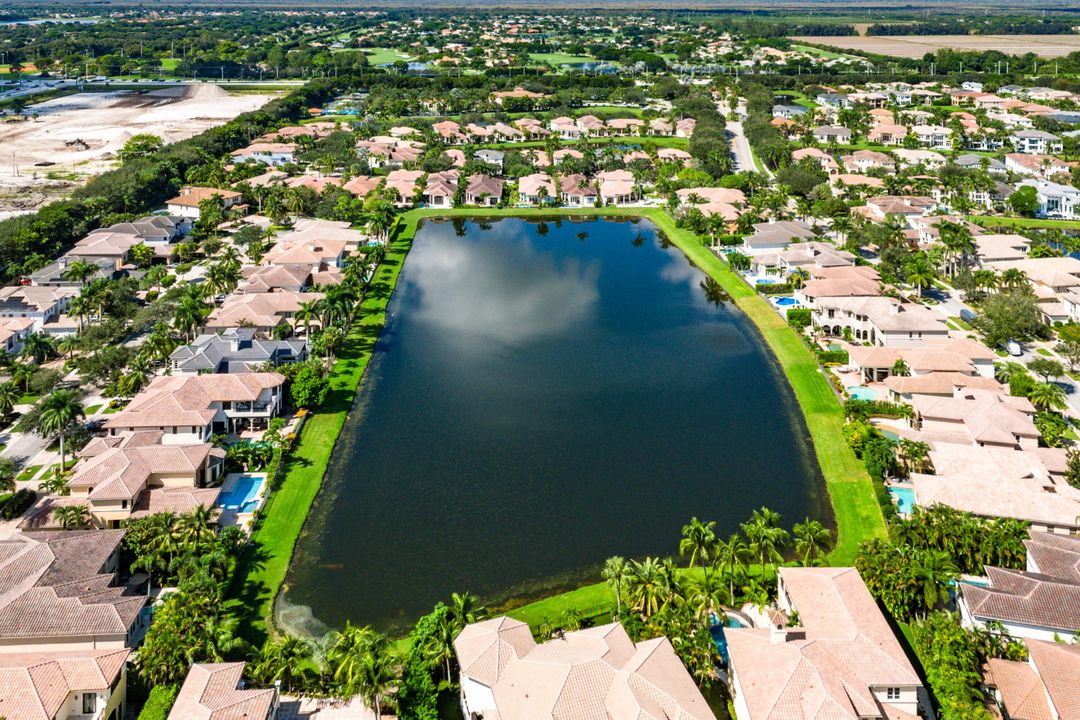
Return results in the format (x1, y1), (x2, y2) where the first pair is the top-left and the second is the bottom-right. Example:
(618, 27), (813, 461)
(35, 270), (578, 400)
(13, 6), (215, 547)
(855, 505), (1028, 623)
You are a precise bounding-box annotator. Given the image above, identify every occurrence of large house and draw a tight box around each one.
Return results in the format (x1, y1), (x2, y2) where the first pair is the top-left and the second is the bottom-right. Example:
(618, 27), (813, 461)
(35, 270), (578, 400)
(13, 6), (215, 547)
(813, 296), (948, 346)
(727, 567), (928, 720)
(205, 291), (324, 336)
(958, 532), (1080, 642)
(1019, 179), (1080, 221)
(454, 618), (712, 720)
(0, 285), (77, 333)
(103, 372), (286, 441)
(169, 662), (278, 720)
(0, 649), (131, 720)
(170, 328), (307, 374)
(165, 186), (244, 219)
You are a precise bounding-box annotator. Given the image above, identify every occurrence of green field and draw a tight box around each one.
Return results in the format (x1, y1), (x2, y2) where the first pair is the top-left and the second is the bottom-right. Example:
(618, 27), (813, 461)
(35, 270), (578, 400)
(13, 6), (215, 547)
(160, 57), (180, 70)
(528, 52), (598, 67)
(363, 47), (414, 66)
(791, 44), (851, 60)
(968, 215), (1080, 230)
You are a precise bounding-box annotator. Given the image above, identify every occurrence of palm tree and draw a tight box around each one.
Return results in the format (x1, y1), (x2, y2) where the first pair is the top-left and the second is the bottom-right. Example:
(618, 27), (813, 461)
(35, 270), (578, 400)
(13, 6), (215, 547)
(1029, 381), (1067, 411)
(602, 555), (632, 617)
(626, 557), (665, 617)
(54, 504), (91, 530)
(915, 549), (957, 618)
(0, 381), (18, 421)
(39, 469), (71, 496)
(741, 506), (789, 578)
(173, 505), (216, 548)
(1000, 268), (1029, 291)
(793, 519), (832, 566)
(30, 389), (85, 471)
(679, 516), (718, 582)
(328, 622), (377, 693)
(252, 635), (312, 693)
(20, 333), (57, 364)
(295, 300), (320, 337)
(903, 255), (935, 298)
(63, 259), (99, 284)
(450, 591), (483, 627)
(898, 439), (930, 475)
(714, 534), (749, 604)
(354, 635), (397, 719)
(891, 358), (911, 377)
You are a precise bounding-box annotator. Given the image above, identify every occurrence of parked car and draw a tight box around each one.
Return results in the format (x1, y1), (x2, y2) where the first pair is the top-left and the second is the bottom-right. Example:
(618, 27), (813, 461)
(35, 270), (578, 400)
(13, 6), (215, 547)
(1007, 340), (1022, 357)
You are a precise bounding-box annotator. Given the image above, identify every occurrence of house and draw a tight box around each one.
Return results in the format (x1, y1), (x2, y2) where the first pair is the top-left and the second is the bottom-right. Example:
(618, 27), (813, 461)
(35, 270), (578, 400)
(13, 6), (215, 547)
(958, 532), (1080, 641)
(0, 286), (77, 333)
(169, 662), (278, 720)
(814, 296), (948, 346)
(657, 147), (692, 165)
(549, 116), (581, 139)
(0, 530), (146, 652)
(518, 173), (556, 205)
(342, 175), (382, 199)
(230, 142), (296, 165)
(861, 195), (936, 224)
(742, 221), (816, 256)
(675, 118), (696, 137)
(1005, 153), (1073, 178)
(385, 169), (426, 206)
(909, 448), (1079, 533)
(422, 170), (460, 207)
(1012, 129), (1063, 155)
(559, 174), (597, 207)
(974, 234), (1031, 264)
(892, 148), (946, 168)
(816, 93), (850, 108)
(811, 125), (852, 144)
(677, 187), (747, 207)
(797, 266), (882, 306)
(474, 149), (505, 173)
(491, 86), (547, 106)
(597, 170), (636, 206)
(772, 104), (808, 119)
(166, 186), (244, 219)
(727, 567), (927, 720)
(912, 124), (952, 149)
(908, 387), (1039, 449)
(867, 123), (907, 146)
(24, 433), (224, 529)
(171, 328), (307, 374)
(0, 649), (130, 720)
(1019, 178), (1080, 221)
(464, 175), (504, 206)
(103, 372), (286, 441)
(262, 238), (347, 269)
(238, 265), (315, 294)
(454, 618), (712, 720)
(0, 317), (34, 355)
(433, 120), (466, 143)
(954, 153), (1007, 175)
(792, 147), (840, 175)
(205, 291), (324, 336)
(841, 150), (894, 173)
(985, 639), (1080, 720)
(849, 339), (996, 382)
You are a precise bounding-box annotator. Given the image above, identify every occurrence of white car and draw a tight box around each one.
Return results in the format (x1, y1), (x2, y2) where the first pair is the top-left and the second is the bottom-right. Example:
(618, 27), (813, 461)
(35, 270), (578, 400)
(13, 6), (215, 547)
(1007, 340), (1022, 357)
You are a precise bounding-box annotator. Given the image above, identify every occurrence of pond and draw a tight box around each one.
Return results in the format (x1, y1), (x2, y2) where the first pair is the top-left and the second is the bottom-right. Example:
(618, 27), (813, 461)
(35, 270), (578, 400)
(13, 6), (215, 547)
(282, 216), (826, 634)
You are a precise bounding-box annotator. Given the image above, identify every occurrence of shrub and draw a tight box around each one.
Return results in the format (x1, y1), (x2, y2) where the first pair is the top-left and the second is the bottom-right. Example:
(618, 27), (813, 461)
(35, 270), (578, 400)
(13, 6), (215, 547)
(0, 489), (36, 520)
(288, 361), (330, 409)
(816, 349), (849, 365)
(137, 685), (178, 720)
(757, 282), (792, 294)
(716, 234), (743, 246)
(787, 308), (812, 329)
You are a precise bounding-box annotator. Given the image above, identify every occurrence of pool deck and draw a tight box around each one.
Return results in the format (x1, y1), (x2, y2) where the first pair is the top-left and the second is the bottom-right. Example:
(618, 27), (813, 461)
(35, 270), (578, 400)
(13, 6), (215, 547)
(217, 472), (270, 533)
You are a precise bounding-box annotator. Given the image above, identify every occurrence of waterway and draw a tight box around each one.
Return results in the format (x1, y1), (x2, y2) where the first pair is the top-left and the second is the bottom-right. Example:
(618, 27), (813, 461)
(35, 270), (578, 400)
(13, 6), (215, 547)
(283, 216), (825, 633)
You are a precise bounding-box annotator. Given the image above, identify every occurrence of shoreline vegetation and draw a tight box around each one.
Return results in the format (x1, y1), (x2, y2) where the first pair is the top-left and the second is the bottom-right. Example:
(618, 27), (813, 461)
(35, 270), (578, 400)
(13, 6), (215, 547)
(227, 206), (885, 643)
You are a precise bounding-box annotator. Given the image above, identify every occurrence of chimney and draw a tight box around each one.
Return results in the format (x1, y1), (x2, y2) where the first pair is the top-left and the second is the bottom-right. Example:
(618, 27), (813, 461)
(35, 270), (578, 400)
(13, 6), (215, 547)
(770, 626), (788, 644)
(890, 302), (901, 315)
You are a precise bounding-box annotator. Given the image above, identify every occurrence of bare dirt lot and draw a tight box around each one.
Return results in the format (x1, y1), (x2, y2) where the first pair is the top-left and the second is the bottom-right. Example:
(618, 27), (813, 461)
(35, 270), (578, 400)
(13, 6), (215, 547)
(0, 82), (275, 214)
(792, 34), (1080, 59)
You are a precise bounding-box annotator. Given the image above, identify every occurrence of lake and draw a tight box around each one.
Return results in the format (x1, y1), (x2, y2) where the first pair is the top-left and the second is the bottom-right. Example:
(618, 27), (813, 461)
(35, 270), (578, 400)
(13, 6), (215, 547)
(282, 216), (825, 634)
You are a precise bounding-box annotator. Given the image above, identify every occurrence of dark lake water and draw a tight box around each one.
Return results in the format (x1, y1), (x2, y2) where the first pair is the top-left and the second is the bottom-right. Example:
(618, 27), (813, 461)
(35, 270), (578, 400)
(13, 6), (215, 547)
(283, 217), (825, 633)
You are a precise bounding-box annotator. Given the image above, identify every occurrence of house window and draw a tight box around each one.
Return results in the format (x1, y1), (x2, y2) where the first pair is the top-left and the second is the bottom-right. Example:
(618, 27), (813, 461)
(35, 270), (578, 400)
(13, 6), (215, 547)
(886, 688), (901, 701)
(83, 693), (97, 713)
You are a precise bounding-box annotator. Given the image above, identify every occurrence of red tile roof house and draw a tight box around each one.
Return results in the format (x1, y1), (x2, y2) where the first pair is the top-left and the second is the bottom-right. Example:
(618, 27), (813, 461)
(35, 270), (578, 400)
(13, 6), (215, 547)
(726, 567), (929, 720)
(103, 373), (286, 442)
(465, 175), (504, 206)
(205, 291), (325, 337)
(169, 662), (278, 720)
(422, 170), (460, 207)
(518, 173), (556, 206)
(0, 530), (147, 654)
(985, 639), (1080, 720)
(958, 532), (1080, 643)
(559, 174), (597, 207)
(454, 618), (713, 720)
(0, 648), (131, 720)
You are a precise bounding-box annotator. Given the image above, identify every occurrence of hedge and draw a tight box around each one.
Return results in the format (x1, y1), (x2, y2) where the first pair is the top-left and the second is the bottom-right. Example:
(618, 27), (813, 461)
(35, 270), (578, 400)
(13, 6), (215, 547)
(0, 489), (36, 520)
(137, 685), (178, 720)
(787, 307), (812, 329)
(817, 349), (849, 365)
(757, 282), (793, 294)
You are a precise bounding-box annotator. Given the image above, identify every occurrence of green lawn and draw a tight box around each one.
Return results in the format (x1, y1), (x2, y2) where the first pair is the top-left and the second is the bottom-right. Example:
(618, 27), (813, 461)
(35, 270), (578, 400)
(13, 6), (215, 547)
(528, 52), (597, 67)
(948, 316), (973, 331)
(791, 44), (851, 61)
(968, 215), (1080, 231)
(160, 57), (180, 71)
(84, 404), (101, 415)
(363, 48), (414, 66)
(225, 227), (414, 644)
(16, 465), (42, 483)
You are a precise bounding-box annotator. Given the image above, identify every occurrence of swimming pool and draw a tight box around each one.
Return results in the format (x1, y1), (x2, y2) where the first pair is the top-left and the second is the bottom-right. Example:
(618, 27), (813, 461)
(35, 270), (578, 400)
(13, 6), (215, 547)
(846, 386), (879, 401)
(709, 614), (746, 665)
(217, 474), (265, 511)
(755, 278), (779, 285)
(774, 297), (799, 307)
(888, 485), (916, 515)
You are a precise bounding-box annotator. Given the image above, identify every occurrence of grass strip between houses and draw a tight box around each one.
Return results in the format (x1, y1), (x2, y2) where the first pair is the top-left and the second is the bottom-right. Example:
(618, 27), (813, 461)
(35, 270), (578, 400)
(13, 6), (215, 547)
(227, 206), (885, 641)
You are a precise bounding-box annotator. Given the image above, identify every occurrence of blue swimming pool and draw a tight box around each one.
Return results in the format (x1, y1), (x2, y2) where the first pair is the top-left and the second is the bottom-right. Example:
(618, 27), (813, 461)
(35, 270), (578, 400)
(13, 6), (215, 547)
(755, 278), (779, 285)
(846, 386), (879, 401)
(218, 474), (264, 511)
(889, 485), (916, 514)
(709, 614), (746, 665)
(775, 297), (799, 307)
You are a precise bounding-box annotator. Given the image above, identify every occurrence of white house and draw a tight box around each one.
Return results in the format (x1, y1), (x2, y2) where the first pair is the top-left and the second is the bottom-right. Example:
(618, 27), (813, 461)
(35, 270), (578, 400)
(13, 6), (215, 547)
(1019, 178), (1080, 221)
(1012, 129), (1063, 155)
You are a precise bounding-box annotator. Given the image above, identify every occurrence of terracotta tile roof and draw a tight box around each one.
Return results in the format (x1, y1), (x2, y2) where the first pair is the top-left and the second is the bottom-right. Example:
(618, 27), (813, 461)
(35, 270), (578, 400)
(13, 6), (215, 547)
(962, 566), (1080, 633)
(0, 649), (129, 720)
(1024, 532), (1080, 582)
(104, 373), (285, 430)
(1026, 639), (1080, 719)
(455, 619), (712, 720)
(168, 662), (276, 720)
(205, 291), (323, 331)
(986, 658), (1053, 720)
(0, 531), (143, 643)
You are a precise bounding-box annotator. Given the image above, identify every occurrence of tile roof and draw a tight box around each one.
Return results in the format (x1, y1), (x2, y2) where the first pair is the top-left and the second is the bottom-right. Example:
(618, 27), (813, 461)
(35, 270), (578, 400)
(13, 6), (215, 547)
(104, 373), (285, 430)
(0, 649), (129, 720)
(962, 566), (1080, 634)
(169, 662), (276, 720)
(455, 619), (712, 720)
(985, 658), (1053, 720)
(205, 291), (323, 331)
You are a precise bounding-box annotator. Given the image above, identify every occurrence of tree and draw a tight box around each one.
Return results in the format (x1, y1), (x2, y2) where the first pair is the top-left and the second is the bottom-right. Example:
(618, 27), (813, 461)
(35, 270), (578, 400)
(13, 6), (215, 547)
(891, 358), (911, 377)
(118, 133), (164, 164)
(1008, 185), (1039, 217)
(974, 290), (1047, 349)
(129, 242), (155, 268)
(288, 361), (330, 409)
(22, 389), (85, 471)
(741, 507), (789, 578)
(793, 519), (831, 566)
(679, 516), (717, 582)
(251, 635), (312, 693)
(1026, 357), (1064, 383)
(1028, 381), (1067, 411)
(714, 533), (749, 604)
(602, 555), (632, 617)
(1066, 447), (1080, 489)
(63, 259), (99, 284)
(54, 504), (91, 530)
(0, 381), (18, 421)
